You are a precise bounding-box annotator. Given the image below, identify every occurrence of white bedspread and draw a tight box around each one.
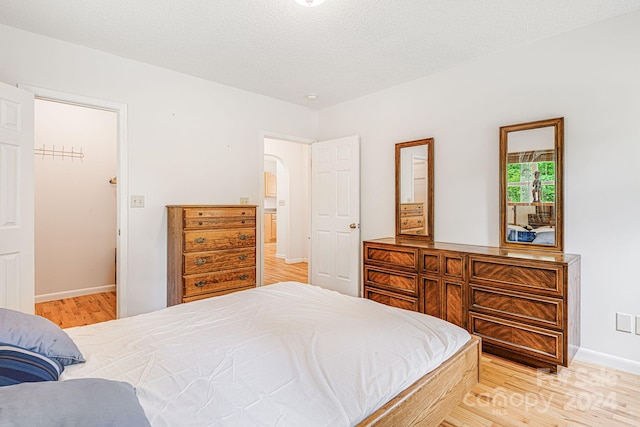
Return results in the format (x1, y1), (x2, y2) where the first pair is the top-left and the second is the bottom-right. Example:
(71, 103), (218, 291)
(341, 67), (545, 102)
(62, 282), (470, 426)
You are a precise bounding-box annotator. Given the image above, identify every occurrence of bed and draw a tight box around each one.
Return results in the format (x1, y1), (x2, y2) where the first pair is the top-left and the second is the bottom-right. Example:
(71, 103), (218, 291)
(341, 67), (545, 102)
(2, 282), (480, 426)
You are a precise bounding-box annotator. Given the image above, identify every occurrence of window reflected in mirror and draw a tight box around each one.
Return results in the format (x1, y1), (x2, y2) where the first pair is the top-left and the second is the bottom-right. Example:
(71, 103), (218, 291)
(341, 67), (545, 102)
(500, 118), (563, 252)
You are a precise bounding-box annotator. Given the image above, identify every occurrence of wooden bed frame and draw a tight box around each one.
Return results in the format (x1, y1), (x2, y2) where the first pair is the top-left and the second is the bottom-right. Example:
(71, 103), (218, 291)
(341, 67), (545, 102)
(359, 335), (481, 426)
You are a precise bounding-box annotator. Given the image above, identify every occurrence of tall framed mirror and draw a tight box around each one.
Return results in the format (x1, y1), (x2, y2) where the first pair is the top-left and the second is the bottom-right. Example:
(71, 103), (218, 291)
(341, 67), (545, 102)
(395, 138), (434, 241)
(500, 117), (564, 252)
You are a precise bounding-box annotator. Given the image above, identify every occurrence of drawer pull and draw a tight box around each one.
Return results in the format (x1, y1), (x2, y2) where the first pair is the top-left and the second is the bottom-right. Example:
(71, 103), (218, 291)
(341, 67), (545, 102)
(198, 221), (203, 225)
(241, 211), (246, 215)
(403, 220), (408, 225)
(238, 274), (249, 280)
(194, 259), (207, 266)
(195, 237), (206, 244)
(238, 254), (248, 261)
(241, 220), (246, 224)
(194, 280), (207, 287)
(198, 212), (203, 216)
(238, 234), (249, 240)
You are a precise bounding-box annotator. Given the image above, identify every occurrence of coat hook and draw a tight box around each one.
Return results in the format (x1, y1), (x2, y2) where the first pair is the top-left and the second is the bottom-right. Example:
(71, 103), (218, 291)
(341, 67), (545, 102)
(109, 177), (117, 184)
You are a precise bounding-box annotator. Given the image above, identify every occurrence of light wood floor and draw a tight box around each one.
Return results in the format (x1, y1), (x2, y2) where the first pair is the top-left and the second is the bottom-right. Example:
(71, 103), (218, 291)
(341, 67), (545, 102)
(263, 242), (308, 285)
(35, 258), (640, 426)
(35, 291), (116, 329)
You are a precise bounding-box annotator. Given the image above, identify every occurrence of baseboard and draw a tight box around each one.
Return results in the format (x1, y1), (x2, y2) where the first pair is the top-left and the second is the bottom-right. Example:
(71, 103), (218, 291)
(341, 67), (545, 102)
(274, 252), (308, 265)
(35, 284), (116, 303)
(574, 347), (640, 376)
(285, 257), (308, 264)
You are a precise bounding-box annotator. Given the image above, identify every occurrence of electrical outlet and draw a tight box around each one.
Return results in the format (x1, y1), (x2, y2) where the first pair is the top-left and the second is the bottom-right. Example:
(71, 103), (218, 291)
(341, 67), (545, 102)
(636, 316), (640, 335)
(239, 197), (249, 205)
(130, 195), (145, 208)
(616, 312), (632, 333)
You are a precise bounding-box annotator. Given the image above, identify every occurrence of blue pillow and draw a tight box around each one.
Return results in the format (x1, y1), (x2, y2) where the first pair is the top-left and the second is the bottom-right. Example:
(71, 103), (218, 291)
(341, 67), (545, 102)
(0, 308), (84, 366)
(0, 344), (63, 386)
(0, 378), (151, 427)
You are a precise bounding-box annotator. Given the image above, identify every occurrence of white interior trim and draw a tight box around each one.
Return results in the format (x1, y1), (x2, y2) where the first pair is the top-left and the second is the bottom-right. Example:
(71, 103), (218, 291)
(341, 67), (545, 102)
(35, 285), (116, 304)
(574, 347), (640, 376)
(18, 84), (129, 318)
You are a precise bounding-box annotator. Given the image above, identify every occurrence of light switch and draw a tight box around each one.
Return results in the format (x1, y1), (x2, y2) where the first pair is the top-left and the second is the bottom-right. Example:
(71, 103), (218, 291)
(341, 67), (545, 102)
(239, 197), (249, 204)
(616, 313), (632, 333)
(130, 195), (145, 208)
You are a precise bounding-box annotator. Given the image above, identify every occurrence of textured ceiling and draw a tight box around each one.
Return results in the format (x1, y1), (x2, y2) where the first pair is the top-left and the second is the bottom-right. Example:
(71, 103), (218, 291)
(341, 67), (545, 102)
(1, 0), (639, 109)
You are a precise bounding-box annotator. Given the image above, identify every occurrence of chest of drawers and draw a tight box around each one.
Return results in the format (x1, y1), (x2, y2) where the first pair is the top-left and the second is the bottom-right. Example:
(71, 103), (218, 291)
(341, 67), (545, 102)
(363, 238), (580, 372)
(167, 205), (257, 306)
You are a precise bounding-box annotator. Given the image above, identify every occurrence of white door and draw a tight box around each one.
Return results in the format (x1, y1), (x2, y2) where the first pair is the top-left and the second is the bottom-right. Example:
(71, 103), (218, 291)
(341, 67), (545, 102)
(311, 136), (360, 296)
(0, 82), (35, 313)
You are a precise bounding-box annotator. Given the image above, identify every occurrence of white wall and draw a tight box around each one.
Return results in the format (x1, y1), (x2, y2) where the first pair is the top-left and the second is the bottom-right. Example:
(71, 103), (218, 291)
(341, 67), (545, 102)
(0, 24), (318, 316)
(319, 12), (640, 366)
(264, 138), (310, 263)
(34, 100), (117, 298)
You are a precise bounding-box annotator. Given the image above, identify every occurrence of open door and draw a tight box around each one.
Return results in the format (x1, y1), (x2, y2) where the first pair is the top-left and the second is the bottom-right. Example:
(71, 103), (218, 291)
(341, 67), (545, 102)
(0, 81), (35, 313)
(310, 136), (360, 296)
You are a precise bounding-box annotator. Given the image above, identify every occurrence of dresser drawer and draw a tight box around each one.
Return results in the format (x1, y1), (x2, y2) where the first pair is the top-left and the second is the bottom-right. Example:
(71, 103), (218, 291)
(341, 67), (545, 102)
(183, 207), (255, 229)
(469, 285), (563, 329)
(184, 248), (256, 275)
(399, 216), (424, 230)
(364, 243), (418, 271)
(469, 256), (563, 297)
(469, 312), (563, 364)
(364, 266), (418, 296)
(183, 286), (254, 303)
(184, 207), (255, 219)
(184, 228), (255, 252)
(400, 203), (423, 216)
(364, 286), (419, 312)
(184, 267), (256, 297)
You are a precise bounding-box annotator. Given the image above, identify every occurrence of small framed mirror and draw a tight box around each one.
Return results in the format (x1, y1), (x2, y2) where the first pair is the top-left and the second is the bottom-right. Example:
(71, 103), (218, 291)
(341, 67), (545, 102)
(500, 117), (564, 252)
(395, 138), (434, 241)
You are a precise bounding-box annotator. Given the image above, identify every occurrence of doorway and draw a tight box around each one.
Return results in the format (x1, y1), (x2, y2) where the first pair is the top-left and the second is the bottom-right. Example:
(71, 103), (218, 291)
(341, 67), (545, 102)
(263, 137), (310, 285)
(32, 99), (117, 326)
(20, 84), (129, 323)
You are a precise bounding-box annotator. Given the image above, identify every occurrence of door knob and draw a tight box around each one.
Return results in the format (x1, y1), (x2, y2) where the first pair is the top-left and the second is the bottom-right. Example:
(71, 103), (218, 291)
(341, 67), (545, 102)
(349, 223), (357, 229)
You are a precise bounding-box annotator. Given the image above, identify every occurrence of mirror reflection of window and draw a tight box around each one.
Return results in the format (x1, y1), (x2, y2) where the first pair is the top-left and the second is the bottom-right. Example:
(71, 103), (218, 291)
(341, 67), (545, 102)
(505, 125), (556, 245)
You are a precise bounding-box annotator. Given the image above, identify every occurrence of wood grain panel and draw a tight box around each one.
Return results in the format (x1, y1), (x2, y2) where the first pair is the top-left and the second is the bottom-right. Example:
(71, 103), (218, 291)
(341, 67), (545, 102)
(364, 286), (419, 312)
(184, 267), (256, 297)
(444, 281), (465, 328)
(443, 253), (465, 280)
(422, 277), (441, 317)
(364, 266), (418, 295)
(420, 250), (440, 274)
(364, 243), (418, 270)
(184, 228), (255, 252)
(183, 248), (255, 275)
(469, 256), (562, 296)
(470, 312), (562, 364)
(469, 284), (562, 328)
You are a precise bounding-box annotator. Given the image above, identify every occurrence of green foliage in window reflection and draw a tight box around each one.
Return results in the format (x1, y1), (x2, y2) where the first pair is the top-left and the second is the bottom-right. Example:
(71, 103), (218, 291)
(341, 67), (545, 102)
(537, 162), (555, 182)
(542, 184), (555, 202)
(507, 186), (521, 202)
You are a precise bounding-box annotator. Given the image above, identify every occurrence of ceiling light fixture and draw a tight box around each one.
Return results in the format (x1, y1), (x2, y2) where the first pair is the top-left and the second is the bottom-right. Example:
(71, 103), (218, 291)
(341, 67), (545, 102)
(295, 0), (326, 7)
(305, 93), (319, 100)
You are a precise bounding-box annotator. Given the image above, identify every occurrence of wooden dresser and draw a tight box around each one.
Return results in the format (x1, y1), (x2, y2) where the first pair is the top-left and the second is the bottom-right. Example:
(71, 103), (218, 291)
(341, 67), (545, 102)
(363, 238), (580, 371)
(167, 205), (257, 306)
